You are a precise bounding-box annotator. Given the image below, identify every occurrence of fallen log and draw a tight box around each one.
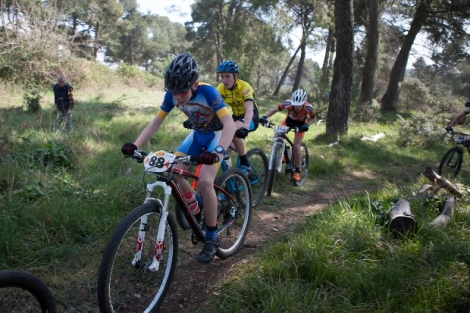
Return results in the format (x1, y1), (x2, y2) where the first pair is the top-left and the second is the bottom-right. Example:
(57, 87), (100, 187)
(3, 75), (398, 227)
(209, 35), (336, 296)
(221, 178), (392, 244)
(429, 197), (456, 227)
(361, 133), (386, 142)
(409, 184), (435, 200)
(388, 199), (418, 236)
(423, 167), (462, 197)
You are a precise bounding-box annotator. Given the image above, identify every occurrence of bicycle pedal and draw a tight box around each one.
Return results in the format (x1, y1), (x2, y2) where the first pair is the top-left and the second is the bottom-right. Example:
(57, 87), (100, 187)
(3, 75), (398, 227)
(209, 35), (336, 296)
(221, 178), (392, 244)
(191, 232), (204, 245)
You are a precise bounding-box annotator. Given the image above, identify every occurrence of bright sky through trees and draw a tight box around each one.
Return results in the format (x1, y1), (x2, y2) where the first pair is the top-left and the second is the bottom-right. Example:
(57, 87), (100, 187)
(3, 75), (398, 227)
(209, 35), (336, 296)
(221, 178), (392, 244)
(137, 0), (193, 24)
(136, 0), (326, 64)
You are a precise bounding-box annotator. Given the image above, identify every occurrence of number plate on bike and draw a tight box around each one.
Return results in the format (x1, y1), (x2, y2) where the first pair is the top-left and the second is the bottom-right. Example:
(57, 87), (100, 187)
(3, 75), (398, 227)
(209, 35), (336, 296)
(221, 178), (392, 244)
(274, 125), (289, 134)
(144, 150), (176, 173)
(455, 135), (470, 143)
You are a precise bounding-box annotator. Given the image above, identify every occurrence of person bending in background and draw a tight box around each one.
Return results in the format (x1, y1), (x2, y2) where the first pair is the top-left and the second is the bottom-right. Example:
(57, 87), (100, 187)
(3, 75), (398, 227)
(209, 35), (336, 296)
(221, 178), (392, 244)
(216, 60), (259, 176)
(121, 52), (236, 264)
(259, 89), (316, 183)
(446, 98), (470, 133)
(53, 74), (74, 132)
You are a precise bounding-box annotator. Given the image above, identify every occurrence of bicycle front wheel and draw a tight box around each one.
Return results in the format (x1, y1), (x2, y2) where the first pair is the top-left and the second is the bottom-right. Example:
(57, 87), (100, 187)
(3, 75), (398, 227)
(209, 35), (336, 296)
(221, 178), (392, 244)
(215, 168), (252, 259)
(291, 142), (309, 186)
(267, 142), (283, 196)
(438, 147), (463, 179)
(0, 270), (57, 313)
(245, 148), (268, 207)
(97, 202), (178, 313)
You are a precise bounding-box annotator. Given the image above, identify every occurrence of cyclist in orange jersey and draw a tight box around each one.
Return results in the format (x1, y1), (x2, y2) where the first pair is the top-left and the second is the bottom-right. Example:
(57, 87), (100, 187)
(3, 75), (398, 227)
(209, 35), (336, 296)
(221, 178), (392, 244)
(259, 89), (316, 183)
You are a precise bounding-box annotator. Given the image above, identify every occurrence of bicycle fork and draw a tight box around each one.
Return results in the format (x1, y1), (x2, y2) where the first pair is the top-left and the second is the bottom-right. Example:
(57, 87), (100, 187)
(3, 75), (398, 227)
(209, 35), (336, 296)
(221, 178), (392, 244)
(269, 140), (285, 173)
(132, 182), (172, 272)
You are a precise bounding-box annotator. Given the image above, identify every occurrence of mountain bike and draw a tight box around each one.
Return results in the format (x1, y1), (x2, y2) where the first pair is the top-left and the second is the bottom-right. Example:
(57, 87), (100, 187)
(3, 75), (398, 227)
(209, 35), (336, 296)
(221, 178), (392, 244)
(173, 145), (267, 230)
(438, 130), (470, 179)
(97, 150), (252, 313)
(0, 270), (57, 313)
(262, 122), (309, 196)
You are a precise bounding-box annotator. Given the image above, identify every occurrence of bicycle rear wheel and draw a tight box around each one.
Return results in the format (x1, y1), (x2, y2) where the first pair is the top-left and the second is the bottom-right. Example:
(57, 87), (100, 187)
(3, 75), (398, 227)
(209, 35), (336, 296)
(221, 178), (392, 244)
(267, 142), (283, 196)
(438, 147), (463, 179)
(0, 270), (57, 313)
(291, 142), (309, 186)
(214, 168), (252, 259)
(97, 202), (178, 313)
(245, 148), (268, 207)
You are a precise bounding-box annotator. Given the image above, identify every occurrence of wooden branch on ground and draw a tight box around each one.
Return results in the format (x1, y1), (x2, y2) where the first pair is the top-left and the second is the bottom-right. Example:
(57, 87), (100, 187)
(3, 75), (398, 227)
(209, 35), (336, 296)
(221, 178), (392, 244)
(409, 184), (435, 200)
(429, 197), (456, 227)
(361, 133), (386, 142)
(423, 167), (462, 196)
(417, 184), (433, 195)
(328, 135), (340, 147)
(388, 199), (418, 236)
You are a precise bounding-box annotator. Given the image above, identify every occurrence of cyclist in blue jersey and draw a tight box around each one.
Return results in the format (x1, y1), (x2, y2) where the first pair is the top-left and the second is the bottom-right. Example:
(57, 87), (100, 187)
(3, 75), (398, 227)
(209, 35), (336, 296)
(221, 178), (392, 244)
(121, 52), (236, 263)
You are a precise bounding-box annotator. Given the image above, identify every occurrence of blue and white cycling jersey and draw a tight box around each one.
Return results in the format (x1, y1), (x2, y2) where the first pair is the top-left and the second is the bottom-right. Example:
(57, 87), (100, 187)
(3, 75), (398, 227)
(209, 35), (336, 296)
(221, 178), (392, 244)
(159, 83), (229, 134)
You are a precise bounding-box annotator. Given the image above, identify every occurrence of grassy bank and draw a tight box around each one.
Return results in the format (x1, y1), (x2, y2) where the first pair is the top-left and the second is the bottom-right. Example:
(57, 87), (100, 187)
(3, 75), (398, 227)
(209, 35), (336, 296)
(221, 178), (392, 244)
(1, 84), (468, 311)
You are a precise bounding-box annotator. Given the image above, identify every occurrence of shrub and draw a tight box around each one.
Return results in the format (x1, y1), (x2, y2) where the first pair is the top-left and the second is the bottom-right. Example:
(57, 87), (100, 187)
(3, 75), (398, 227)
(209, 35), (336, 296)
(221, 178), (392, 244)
(23, 90), (42, 113)
(116, 64), (161, 88)
(350, 99), (380, 123)
(398, 78), (430, 111)
(396, 109), (452, 147)
(33, 140), (72, 168)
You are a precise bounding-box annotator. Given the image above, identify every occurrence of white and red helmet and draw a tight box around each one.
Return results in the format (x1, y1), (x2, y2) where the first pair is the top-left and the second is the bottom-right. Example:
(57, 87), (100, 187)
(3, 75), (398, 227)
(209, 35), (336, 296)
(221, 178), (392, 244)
(291, 89), (307, 106)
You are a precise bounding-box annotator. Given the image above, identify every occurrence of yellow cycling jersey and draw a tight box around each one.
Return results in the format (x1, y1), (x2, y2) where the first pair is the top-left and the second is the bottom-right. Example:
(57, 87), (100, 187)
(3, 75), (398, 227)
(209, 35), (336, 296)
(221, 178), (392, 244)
(217, 79), (258, 117)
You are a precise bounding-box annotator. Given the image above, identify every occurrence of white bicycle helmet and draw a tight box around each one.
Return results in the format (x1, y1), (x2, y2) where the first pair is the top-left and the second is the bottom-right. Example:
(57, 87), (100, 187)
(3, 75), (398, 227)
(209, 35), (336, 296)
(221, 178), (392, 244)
(291, 89), (307, 106)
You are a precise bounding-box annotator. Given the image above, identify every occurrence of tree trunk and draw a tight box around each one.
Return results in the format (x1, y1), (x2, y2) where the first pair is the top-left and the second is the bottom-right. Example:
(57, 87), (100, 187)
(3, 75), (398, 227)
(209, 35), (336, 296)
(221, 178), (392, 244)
(292, 40), (307, 92)
(380, 0), (429, 111)
(321, 27), (333, 97)
(359, 0), (379, 105)
(272, 45), (301, 97)
(326, 0), (354, 135)
(94, 21), (100, 59)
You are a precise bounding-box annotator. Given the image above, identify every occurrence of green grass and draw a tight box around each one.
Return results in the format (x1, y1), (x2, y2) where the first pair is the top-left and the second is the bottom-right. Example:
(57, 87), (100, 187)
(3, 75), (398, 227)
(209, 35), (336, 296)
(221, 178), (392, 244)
(203, 188), (470, 312)
(1, 84), (469, 311)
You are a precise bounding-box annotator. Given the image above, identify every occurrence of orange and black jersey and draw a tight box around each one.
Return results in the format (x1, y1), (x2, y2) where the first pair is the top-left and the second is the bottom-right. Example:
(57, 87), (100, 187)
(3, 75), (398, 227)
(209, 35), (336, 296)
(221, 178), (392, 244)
(278, 99), (316, 123)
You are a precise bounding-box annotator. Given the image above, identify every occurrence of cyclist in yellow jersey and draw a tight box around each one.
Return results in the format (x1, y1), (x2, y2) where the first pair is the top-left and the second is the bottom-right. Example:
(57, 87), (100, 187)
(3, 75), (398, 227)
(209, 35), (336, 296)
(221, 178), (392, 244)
(216, 61), (259, 176)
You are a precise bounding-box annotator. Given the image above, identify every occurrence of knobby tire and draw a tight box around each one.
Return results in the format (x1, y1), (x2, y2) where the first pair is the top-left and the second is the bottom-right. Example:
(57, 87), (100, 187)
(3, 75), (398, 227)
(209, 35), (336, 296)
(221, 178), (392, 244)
(0, 270), (57, 313)
(438, 147), (463, 179)
(291, 142), (309, 186)
(97, 202), (178, 313)
(214, 168), (252, 259)
(245, 148), (268, 207)
(267, 142), (283, 196)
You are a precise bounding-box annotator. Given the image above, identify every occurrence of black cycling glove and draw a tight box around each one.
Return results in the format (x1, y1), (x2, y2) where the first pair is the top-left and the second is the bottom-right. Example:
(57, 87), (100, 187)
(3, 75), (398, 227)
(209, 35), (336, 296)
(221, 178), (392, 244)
(199, 151), (219, 165)
(235, 127), (249, 138)
(121, 143), (137, 156)
(259, 116), (268, 125)
(183, 119), (193, 129)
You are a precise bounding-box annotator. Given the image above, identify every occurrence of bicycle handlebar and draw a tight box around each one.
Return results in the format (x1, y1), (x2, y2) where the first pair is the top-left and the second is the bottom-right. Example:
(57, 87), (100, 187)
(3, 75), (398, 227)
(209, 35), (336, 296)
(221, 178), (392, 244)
(127, 150), (219, 165)
(261, 121), (300, 133)
(449, 130), (470, 137)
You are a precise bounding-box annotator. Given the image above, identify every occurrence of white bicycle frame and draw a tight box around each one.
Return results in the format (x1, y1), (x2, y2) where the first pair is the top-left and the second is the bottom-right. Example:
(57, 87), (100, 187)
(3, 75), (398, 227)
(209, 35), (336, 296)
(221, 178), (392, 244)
(131, 151), (192, 272)
(268, 126), (290, 173)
